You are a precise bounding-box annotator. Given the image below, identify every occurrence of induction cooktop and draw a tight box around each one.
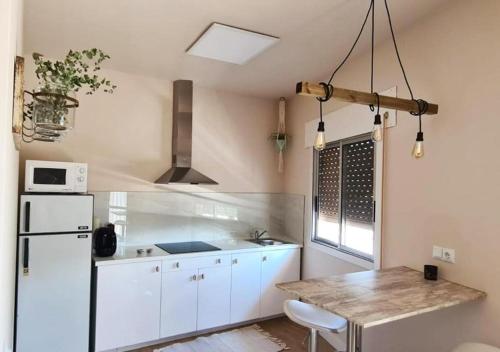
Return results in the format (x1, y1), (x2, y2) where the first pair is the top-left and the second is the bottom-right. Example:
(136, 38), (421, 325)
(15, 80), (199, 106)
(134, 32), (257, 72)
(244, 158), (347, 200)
(155, 241), (221, 254)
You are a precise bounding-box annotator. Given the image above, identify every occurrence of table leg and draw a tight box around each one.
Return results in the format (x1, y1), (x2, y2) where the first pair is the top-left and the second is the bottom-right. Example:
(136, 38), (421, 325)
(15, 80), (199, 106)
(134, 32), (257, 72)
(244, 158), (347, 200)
(346, 321), (363, 352)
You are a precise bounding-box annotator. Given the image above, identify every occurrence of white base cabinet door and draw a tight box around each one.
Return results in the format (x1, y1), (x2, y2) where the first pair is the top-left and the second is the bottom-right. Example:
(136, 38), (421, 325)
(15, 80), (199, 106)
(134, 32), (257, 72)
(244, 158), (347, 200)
(95, 261), (162, 352)
(260, 248), (300, 317)
(230, 252), (262, 323)
(160, 269), (198, 338)
(197, 266), (231, 330)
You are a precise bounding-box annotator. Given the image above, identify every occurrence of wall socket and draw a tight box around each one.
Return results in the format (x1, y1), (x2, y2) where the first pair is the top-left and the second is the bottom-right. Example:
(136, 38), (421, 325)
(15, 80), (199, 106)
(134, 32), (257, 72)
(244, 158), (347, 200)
(433, 245), (456, 263)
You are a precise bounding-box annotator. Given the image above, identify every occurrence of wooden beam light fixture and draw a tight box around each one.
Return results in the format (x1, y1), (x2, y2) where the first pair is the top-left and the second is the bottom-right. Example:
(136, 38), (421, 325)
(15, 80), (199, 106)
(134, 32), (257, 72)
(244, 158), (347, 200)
(303, 0), (439, 158)
(296, 82), (438, 115)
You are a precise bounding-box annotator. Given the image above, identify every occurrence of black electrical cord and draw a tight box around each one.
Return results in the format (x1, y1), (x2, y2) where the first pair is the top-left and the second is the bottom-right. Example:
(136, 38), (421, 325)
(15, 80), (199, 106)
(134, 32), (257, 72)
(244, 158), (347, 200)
(316, 82), (333, 103)
(370, 0), (375, 95)
(369, 0), (376, 112)
(319, 100), (323, 123)
(383, 0), (413, 100)
(327, 0), (374, 86)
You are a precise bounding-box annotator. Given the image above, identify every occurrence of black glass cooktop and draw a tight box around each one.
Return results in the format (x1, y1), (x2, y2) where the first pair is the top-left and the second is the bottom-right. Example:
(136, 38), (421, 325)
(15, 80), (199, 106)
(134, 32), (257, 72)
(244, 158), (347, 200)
(155, 241), (221, 254)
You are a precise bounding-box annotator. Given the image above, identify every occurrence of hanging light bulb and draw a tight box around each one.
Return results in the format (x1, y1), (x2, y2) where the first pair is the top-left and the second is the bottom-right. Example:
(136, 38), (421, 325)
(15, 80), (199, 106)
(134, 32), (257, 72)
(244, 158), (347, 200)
(314, 101), (326, 151)
(412, 131), (424, 159)
(370, 93), (382, 142)
(314, 121), (326, 151)
(371, 115), (383, 142)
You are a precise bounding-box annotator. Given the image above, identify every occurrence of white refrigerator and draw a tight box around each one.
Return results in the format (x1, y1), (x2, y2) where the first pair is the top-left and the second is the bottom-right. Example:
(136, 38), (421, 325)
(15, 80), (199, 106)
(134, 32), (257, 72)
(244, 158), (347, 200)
(16, 194), (94, 352)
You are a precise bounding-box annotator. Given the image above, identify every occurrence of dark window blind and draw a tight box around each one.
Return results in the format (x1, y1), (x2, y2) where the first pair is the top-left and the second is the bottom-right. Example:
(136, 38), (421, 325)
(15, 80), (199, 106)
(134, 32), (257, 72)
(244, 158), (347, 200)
(342, 140), (375, 225)
(317, 145), (341, 225)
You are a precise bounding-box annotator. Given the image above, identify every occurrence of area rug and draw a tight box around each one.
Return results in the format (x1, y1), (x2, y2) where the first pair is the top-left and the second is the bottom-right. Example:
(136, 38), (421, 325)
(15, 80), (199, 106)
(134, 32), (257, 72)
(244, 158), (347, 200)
(155, 324), (289, 352)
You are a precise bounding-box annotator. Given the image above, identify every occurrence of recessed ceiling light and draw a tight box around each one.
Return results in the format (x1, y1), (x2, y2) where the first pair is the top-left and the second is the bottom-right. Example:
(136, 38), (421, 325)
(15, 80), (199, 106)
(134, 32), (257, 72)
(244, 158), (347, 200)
(186, 23), (279, 65)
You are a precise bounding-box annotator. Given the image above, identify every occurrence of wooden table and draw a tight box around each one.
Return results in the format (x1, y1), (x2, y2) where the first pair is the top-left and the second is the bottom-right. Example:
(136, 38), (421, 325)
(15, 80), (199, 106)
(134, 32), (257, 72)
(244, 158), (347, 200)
(277, 266), (486, 352)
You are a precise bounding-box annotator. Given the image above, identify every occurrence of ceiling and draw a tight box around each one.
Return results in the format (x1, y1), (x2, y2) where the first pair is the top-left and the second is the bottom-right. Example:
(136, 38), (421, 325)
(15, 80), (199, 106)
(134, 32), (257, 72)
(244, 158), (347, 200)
(23, 0), (450, 98)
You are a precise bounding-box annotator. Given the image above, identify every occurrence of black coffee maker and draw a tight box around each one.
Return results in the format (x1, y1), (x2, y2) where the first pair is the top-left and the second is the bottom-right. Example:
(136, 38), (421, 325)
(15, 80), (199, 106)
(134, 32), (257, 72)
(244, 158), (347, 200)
(94, 223), (117, 257)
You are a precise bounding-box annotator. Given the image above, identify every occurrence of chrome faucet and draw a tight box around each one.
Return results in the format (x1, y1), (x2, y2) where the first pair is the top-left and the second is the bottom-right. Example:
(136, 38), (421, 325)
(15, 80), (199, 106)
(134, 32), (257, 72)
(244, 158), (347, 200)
(254, 230), (268, 240)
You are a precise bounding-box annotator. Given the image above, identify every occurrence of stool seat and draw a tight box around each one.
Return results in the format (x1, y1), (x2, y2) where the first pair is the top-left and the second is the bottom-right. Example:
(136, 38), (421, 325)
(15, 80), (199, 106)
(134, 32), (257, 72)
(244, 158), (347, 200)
(284, 300), (347, 333)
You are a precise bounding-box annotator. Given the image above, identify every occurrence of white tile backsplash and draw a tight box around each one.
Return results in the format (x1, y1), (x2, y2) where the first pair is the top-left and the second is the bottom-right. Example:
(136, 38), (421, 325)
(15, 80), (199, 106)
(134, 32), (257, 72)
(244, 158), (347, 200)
(93, 192), (304, 246)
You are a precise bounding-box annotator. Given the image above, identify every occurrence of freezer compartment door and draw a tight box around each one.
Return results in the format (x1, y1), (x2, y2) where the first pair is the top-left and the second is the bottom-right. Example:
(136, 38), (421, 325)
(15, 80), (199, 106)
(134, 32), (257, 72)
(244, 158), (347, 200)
(20, 194), (93, 234)
(16, 233), (92, 352)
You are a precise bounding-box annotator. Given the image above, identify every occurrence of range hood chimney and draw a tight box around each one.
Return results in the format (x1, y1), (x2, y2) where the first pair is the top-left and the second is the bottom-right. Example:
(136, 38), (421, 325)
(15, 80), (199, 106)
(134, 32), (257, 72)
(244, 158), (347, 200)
(155, 80), (217, 185)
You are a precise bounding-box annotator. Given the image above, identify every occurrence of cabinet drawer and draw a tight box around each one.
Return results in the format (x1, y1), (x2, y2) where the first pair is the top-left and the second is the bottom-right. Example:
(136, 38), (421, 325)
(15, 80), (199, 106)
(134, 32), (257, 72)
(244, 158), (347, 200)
(163, 254), (231, 272)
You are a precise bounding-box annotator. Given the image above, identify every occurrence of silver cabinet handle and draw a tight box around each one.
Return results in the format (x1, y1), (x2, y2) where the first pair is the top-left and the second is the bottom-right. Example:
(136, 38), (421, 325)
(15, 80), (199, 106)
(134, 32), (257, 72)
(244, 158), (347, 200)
(232, 258), (238, 265)
(191, 274), (197, 281)
(216, 258), (221, 264)
(155, 266), (160, 272)
(262, 256), (267, 262)
(198, 273), (205, 280)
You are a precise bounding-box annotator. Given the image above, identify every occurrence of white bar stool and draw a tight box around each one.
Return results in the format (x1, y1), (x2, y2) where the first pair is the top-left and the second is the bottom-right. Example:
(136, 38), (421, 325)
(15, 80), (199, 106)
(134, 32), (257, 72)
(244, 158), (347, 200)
(453, 343), (500, 352)
(284, 299), (347, 352)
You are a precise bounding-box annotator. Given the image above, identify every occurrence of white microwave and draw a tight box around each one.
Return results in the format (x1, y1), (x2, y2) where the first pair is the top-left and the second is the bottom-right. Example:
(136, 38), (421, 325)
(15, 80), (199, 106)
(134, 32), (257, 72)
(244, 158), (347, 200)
(25, 160), (88, 193)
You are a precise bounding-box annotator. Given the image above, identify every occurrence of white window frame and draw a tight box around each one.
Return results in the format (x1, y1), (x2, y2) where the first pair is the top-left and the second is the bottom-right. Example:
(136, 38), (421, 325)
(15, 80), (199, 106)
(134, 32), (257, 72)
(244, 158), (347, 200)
(312, 133), (378, 265)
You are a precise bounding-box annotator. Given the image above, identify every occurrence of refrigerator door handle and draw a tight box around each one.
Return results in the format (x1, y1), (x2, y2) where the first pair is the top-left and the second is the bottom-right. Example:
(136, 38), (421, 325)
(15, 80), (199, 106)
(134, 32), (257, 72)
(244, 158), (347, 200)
(25, 201), (31, 232)
(23, 238), (29, 275)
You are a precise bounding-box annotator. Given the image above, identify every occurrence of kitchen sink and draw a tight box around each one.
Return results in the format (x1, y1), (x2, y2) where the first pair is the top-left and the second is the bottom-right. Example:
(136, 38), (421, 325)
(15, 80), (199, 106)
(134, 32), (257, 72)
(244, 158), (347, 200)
(246, 238), (291, 246)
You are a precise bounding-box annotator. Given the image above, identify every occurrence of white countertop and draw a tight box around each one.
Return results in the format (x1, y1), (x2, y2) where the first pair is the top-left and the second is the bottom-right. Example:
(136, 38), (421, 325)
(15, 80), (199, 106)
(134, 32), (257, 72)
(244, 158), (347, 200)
(93, 239), (302, 267)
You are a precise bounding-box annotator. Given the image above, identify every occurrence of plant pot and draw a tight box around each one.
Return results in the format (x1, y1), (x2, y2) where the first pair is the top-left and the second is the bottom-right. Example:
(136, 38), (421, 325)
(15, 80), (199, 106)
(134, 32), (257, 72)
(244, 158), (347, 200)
(32, 88), (78, 131)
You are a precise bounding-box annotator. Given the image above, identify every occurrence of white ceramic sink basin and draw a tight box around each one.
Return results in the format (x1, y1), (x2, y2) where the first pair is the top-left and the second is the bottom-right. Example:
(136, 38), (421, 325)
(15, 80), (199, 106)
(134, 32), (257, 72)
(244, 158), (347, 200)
(246, 238), (290, 246)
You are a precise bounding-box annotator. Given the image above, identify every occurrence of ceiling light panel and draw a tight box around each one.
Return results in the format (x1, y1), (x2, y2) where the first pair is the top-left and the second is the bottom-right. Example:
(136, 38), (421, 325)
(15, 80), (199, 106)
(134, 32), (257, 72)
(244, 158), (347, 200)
(187, 23), (279, 65)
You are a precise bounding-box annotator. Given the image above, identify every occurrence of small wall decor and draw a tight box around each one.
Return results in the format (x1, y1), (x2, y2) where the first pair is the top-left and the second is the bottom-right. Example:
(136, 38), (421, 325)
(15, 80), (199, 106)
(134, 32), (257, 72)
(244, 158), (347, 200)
(22, 49), (117, 143)
(269, 97), (289, 173)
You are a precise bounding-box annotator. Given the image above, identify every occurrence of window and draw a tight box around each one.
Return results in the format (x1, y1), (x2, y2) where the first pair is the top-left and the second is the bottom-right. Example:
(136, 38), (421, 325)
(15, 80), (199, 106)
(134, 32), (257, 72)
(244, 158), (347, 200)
(109, 192), (128, 242)
(313, 134), (375, 261)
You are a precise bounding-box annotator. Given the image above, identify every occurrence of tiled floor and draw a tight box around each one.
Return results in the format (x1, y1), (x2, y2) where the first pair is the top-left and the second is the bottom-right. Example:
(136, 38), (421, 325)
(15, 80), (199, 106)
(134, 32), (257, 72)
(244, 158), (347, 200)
(133, 316), (336, 352)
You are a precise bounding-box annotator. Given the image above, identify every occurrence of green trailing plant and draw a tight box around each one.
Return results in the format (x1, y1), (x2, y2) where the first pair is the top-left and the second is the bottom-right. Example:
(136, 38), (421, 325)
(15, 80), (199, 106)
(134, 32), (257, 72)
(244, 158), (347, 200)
(24, 49), (117, 138)
(33, 48), (116, 95)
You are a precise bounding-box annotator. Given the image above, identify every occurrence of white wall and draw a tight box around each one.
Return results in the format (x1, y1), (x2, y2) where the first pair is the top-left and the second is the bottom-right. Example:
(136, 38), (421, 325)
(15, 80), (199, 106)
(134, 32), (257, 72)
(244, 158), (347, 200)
(0, 0), (22, 350)
(20, 63), (284, 193)
(285, 0), (500, 350)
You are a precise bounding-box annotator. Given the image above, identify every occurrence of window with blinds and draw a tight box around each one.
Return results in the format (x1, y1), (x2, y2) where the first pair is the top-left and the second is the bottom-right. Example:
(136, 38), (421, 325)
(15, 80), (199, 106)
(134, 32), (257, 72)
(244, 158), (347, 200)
(313, 134), (375, 260)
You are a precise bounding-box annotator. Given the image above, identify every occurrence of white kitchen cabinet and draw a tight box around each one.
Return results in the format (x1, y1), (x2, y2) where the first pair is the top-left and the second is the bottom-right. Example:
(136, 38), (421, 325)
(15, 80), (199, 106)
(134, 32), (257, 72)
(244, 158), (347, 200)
(230, 252), (262, 323)
(260, 248), (300, 317)
(95, 261), (162, 352)
(94, 247), (301, 350)
(197, 265), (232, 330)
(160, 269), (198, 338)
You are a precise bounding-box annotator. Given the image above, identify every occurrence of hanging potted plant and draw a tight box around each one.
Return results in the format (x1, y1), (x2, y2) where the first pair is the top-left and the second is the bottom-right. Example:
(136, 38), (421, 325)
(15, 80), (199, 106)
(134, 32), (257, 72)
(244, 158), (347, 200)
(24, 49), (116, 142)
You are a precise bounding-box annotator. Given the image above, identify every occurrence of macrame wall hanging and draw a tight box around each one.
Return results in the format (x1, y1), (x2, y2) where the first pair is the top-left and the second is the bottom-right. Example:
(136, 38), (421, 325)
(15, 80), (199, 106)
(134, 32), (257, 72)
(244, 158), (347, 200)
(269, 97), (289, 173)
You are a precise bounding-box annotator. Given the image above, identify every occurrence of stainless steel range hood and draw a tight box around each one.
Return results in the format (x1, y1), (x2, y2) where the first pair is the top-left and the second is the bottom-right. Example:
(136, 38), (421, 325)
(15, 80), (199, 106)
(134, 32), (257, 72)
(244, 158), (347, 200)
(155, 80), (217, 185)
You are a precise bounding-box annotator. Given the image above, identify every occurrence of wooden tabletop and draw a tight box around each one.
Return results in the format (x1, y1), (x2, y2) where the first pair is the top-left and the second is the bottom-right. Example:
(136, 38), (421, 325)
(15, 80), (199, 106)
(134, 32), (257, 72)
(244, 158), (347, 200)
(277, 266), (486, 328)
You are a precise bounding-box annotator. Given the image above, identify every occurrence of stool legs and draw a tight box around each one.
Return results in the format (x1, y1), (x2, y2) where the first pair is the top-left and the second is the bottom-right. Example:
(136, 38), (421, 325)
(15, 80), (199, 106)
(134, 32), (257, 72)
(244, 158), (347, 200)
(346, 321), (363, 352)
(309, 328), (318, 352)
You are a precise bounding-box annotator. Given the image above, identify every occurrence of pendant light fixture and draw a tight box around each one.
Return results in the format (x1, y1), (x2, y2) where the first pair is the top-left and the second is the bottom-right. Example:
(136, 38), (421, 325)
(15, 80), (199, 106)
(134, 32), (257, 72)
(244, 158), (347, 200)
(313, 102), (326, 151)
(298, 0), (438, 159)
(314, 83), (333, 151)
(371, 93), (383, 142)
(411, 99), (428, 158)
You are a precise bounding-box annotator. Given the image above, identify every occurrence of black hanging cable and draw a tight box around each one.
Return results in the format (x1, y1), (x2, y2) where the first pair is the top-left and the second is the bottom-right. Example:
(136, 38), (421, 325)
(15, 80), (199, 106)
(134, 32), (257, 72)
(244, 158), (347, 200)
(370, 0), (375, 95)
(319, 100), (323, 123)
(369, 0), (376, 111)
(383, 0), (414, 101)
(373, 93), (381, 125)
(327, 0), (374, 86)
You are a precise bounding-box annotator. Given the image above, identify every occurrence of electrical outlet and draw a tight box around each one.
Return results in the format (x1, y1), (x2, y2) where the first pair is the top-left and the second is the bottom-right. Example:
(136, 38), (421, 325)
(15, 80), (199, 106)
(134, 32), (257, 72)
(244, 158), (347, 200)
(442, 248), (456, 263)
(432, 245), (443, 259)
